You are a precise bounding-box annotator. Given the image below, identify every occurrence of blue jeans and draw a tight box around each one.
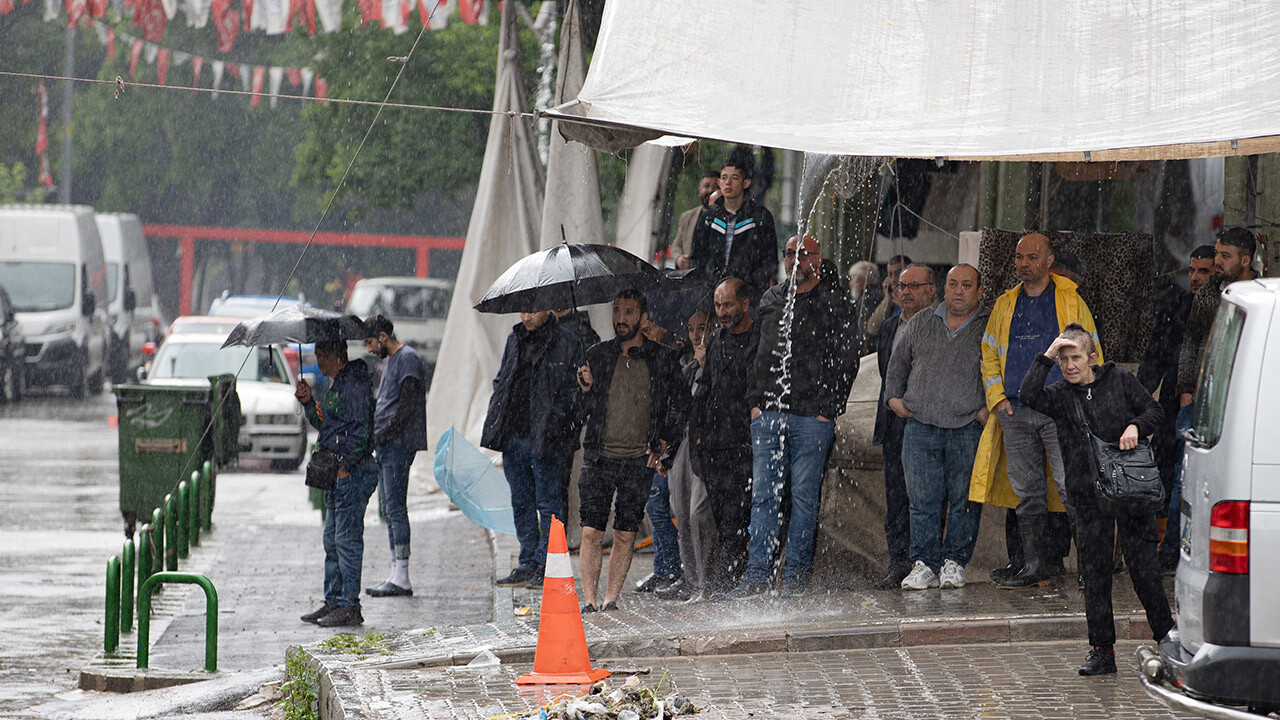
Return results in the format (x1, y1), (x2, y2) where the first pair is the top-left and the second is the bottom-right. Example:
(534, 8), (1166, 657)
(901, 419), (984, 572)
(322, 456), (380, 608)
(1160, 404), (1194, 560)
(503, 435), (567, 570)
(744, 411), (835, 584)
(646, 471), (681, 579)
(376, 443), (416, 560)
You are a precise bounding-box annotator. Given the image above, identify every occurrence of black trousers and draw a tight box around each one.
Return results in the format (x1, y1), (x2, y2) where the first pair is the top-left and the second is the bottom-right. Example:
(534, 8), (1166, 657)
(1072, 487), (1174, 647)
(881, 416), (910, 567)
(699, 445), (753, 592)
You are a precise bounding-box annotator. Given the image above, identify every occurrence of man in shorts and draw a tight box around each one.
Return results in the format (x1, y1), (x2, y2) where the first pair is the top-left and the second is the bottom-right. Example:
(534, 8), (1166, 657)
(574, 289), (687, 612)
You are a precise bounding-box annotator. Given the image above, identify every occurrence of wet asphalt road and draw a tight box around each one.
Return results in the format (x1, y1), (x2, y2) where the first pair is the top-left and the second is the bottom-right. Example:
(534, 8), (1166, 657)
(0, 388), (124, 712)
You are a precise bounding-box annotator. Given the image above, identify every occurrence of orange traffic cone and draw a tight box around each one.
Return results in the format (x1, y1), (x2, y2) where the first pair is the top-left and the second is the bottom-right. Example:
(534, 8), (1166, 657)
(515, 516), (610, 685)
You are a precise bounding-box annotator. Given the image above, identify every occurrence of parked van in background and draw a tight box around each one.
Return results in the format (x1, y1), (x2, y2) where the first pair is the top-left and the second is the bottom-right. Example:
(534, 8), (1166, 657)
(1140, 277), (1280, 717)
(97, 213), (163, 383)
(0, 205), (109, 397)
(345, 276), (451, 384)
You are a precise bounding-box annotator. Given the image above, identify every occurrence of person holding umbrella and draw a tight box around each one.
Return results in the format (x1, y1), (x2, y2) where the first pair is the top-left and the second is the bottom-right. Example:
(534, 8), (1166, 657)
(296, 340), (379, 627)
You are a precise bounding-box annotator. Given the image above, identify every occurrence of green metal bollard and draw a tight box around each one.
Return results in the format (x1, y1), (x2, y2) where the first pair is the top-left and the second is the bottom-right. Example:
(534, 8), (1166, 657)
(175, 482), (189, 560)
(138, 529), (151, 593)
(189, 471), (201, 548)
(202, 460), (215, 525)
(121, 540), (135, 633)
(164, 494), (178, 571)
(151, 508), (165, 578)
(104, 556), (120, 654)
(137, 572), (218, 672)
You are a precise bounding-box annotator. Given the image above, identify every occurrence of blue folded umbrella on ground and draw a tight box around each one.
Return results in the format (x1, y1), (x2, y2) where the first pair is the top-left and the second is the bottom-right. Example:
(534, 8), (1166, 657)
(433, 427), (516, 535)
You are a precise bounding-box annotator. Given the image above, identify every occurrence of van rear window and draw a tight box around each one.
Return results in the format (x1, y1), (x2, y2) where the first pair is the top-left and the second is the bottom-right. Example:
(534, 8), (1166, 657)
(0, 262), (75, 312)
(1191, 302), (1246, 448)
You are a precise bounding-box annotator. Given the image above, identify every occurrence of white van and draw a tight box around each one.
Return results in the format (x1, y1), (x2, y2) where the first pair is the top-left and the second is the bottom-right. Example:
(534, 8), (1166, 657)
(0, 205), (109, 397)
(345, 276), (452, 382)
(1140, 277), (1280, 716)
(96, 213), (162, 383)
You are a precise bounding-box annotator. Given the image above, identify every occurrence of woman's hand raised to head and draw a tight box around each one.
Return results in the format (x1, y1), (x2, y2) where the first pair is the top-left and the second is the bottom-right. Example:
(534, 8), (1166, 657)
(1045, 335), (1079, 360)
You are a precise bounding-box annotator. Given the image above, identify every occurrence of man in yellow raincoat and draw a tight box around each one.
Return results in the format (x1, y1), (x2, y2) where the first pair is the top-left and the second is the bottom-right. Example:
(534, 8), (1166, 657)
(970, 233), (1102, 588)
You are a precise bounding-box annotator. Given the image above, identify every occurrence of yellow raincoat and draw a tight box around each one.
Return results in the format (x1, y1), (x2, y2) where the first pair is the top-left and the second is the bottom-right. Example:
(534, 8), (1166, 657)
(969, 274), (1102, 510)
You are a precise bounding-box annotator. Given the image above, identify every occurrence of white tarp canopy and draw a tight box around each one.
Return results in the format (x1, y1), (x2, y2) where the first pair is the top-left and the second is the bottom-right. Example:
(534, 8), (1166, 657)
(550, 0), (1280, 161)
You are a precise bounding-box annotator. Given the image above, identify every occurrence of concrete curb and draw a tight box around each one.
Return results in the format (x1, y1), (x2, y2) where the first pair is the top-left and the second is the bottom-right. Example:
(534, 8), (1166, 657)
(301, 611), (1157, 718)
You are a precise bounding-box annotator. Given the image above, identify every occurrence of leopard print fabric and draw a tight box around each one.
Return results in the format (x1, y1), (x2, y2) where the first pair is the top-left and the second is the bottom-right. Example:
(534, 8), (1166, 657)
(977, 229), (1155, 364)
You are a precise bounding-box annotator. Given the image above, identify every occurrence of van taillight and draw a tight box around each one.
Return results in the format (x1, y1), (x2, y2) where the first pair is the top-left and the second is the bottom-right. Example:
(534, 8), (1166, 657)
(1209, 501), (1249, 574)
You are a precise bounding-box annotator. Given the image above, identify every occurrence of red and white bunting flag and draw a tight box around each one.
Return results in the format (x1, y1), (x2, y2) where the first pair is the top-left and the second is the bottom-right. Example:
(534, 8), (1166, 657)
(426, 0), (450, 29)
(268, 66), (283, 107)
(238, 63), (251, 90)
(128, 38), (143, 77)
(159, 0), (176, 23)
(143, 41), (159, 64)
(191, 55), (204, 92)
(262, 0), (284, 34)
(285, 0), (313, 33)
(35, 81), (53, 187)
(355, 0), (377, 27)
(156, 48), (170, 84)
(42, 0), (58, 22)
(299, 67), (313, 96)
(0, 0), (14, 16)
(210, 59), (225, 98)
(212, 0), (238, 52)
(88, 0), (106, 17)
(314, 75), (328, 105)
(250, 65), (265, 106)
(65, 0), (87, 26)
(138, 0), (167, 41)
(457, 0), (480, 24)
(240, 0), (251, 30)
(285, 67), (301, 87)
(312, 0), (338, 32)
(380, 0), (402, 32)
(106, 28), (116, 59)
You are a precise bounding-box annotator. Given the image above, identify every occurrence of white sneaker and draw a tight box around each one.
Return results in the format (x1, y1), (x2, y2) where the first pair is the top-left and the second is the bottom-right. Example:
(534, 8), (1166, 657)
(939, 559), (966, 589)
(900, 561), (939, 590)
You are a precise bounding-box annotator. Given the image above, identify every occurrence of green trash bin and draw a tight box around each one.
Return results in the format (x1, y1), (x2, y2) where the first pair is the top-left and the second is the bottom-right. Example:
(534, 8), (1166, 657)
(115, 382), (218, 538)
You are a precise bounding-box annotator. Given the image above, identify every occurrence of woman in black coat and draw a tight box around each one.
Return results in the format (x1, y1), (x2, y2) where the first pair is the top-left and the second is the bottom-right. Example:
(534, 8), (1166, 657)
(1019, 323), (1174, 677)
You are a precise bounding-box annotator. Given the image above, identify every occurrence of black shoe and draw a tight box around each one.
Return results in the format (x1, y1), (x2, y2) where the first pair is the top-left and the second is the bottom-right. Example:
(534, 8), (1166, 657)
(655, 578), (690, 601)
(496, 567), (536, 586)
(300, 603), (334, 624)
(581, 603), (598, 614)
(366, 581), (413, 597)
(727, 580), (769, 599)
(873, 564), (912, 590)
(601, 601), (619, 612)
(988, 562), (1023, 585)
(526, 573), (544, 589)
(653, 574), (683, 592)
(316, 606), (364, 628)
(635, 573), (665, 593)
(1078, 646), (1117, 676)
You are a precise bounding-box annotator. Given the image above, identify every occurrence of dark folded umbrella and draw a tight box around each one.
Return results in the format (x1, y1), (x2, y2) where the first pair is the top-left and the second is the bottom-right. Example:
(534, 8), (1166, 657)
(221, 304), (369, 348)
(474, 243), (662, 314)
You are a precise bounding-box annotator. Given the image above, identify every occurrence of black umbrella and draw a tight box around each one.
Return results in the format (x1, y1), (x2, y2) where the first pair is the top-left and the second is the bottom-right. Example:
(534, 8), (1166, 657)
(221, 304), (369, 348)
(473, 242), (662, 315)
(645, 267), (714, 335)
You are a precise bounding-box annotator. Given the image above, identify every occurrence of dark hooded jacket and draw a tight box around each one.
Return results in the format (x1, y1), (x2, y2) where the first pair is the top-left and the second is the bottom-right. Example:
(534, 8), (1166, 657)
(1019, 356), (1164, 501)
(690, 320), (761, 450)
(480, 318), (581, 459)
(576, 337), (688, 459)
(690, 195), (778, 299)
(747, 259), (859, 420)
(304, 358), (375, 472)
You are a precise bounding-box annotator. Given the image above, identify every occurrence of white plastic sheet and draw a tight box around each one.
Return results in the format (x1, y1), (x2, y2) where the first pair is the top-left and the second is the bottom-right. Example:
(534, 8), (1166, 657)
(553, 0), (1280, 160)
(425, 5), (544, 455)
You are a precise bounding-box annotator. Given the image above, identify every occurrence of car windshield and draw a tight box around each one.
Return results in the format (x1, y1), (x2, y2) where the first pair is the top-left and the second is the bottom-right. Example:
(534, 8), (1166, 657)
(106, 263), (119, 303)
(150, 341), (290, 383)
(348, 284), (450, 319)
(209, 298), (303, 318)
(0, 261), (76, 312)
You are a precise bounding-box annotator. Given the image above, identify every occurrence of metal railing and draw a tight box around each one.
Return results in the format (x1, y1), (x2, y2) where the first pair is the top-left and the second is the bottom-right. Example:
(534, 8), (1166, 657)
(103, 462), (217, 666)
(137, 572), (218, 672)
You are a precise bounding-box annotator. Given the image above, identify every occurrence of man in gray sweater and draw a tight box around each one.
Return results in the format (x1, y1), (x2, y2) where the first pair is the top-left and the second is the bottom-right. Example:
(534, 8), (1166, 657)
(885, 264), (991, 590)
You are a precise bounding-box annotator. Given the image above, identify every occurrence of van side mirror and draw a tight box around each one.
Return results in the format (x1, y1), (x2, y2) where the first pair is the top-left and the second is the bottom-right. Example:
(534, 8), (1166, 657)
(124, 288), (137, 312)
(82, 293), (96, 317)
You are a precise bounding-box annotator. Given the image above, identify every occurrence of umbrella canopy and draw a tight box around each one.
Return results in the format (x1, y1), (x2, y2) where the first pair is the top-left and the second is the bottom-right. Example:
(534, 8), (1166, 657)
(433, 427), (516, 535)
(221, 304), (369, 348)
(645, 267), (714, 336)
(473, 242), (662, 314)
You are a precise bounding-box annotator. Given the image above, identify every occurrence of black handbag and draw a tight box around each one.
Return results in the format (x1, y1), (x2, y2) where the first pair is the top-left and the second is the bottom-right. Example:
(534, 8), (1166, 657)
(1069, 392), (1164, 516)
(305, 448), (341, 491)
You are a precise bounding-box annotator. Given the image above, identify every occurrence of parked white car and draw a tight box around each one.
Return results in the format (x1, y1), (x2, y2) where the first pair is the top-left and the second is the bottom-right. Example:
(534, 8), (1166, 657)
(1140, 277), (1280, 717)
(142, 332), (307, 471)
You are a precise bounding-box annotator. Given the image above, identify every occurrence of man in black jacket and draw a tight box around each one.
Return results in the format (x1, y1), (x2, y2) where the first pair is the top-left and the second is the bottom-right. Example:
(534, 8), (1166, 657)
(481, 311), (580, 588)
(870, 264), (936, 589)
(732, 236), (859, 598)
(574, 290), (687, 612)
(690, 277), (760, 595)
(690, 159), (779, 302)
